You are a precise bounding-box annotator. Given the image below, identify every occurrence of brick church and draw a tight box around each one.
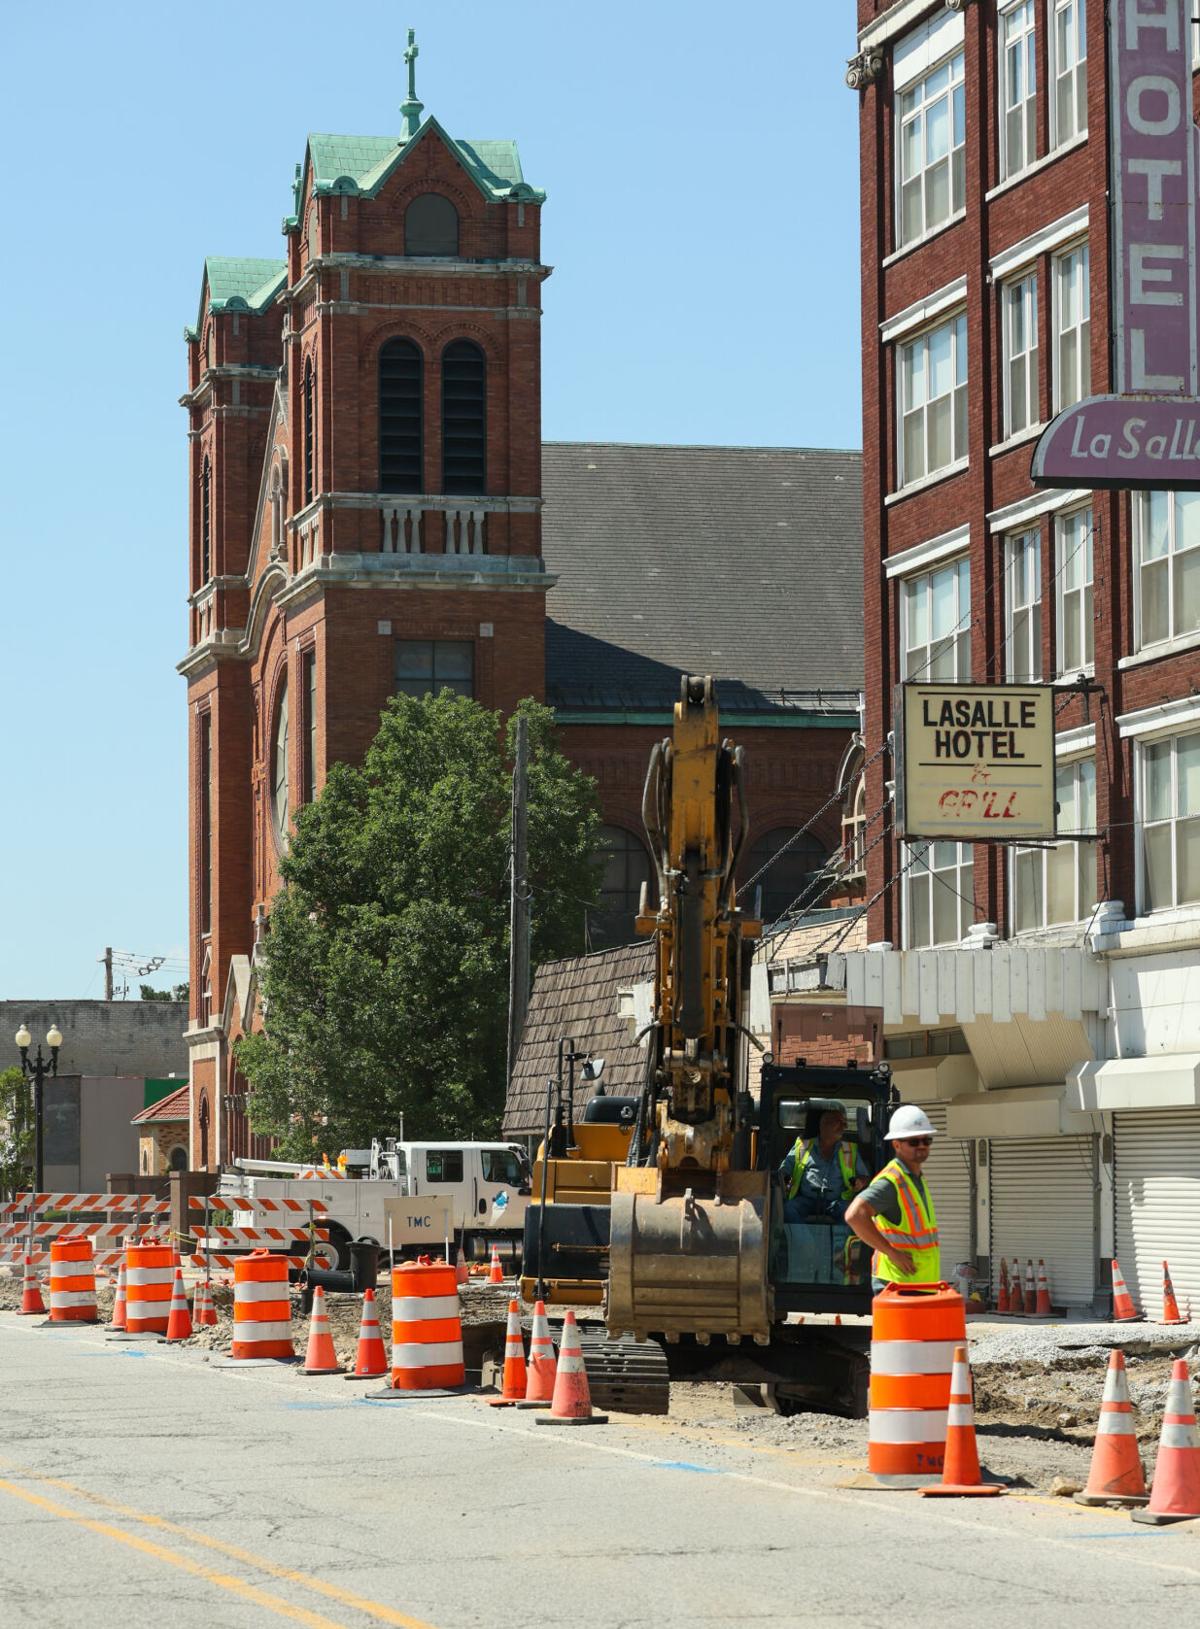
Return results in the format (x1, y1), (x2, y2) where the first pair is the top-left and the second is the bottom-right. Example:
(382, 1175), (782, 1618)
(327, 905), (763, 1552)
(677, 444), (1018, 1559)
(179, 37), (864, 1169)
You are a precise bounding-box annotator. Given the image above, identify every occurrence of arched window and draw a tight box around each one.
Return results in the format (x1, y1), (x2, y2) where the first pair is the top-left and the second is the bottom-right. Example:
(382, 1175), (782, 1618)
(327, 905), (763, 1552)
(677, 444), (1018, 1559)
(405, 193), (459, 256)
(169, 1145), (188, 1172)
(379, 339), (423, 492)
(199, 1093), (210, 1169)
(589, 825), (654, 950)
(303, 358), (315, 505)
(272, 682), (289, 851)
(442, 340), (485, 495)
(745, 827), (829, 924)
(201, 455), (211, 582)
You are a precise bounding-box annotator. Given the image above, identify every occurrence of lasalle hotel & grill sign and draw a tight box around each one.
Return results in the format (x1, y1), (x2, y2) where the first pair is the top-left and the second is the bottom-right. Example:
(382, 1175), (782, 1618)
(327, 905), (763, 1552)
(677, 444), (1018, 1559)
(1033, 0), (1200, 488)
(898, 684), (1057, 842)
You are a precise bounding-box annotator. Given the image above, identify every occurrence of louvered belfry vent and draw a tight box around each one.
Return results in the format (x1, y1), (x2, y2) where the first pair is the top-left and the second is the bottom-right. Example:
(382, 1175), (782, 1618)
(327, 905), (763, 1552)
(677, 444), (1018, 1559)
(442, 340), (486, 495)
(379, 339), (423, 494)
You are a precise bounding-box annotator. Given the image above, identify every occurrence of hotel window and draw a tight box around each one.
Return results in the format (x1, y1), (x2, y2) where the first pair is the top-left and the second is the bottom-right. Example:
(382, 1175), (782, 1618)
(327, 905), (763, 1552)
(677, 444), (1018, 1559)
(902, 555), (971, 681)
(1001, 274), (1039, 439)
(1053, 242), (1090, 411)
(393, 639), (474, 699)
(1005, 528), (1042, 683)
(1000, 1), (1037, 180)
(1141, 731), (1200, 912)
(905, 841), (975, 948)
(1134, 491), (1200, 651)
(1055, 506), (1093, 675)
(1012, 757), (1097, 932)
(1050, 0), (1088, 148)
(896, 48), (965, 247)
(899, 313), (968, 486)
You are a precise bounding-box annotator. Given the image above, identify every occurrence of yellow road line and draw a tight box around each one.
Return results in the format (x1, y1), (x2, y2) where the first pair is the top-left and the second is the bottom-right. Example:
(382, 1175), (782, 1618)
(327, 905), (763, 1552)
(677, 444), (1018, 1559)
(0, 1466), (438, 1629)
(0, 1478), (348, 1629)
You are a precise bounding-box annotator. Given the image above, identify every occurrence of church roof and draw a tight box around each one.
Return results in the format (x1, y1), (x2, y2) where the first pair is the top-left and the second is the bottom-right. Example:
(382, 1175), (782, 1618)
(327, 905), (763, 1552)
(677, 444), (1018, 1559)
(187, 257), (287, 341)
(541, 443), (864, 716)
(305, 123), (542, 204)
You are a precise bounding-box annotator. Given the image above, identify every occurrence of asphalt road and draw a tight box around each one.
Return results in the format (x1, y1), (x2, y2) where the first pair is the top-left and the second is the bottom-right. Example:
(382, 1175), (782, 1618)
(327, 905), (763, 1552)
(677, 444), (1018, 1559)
(1, 1314), (1198, 1628)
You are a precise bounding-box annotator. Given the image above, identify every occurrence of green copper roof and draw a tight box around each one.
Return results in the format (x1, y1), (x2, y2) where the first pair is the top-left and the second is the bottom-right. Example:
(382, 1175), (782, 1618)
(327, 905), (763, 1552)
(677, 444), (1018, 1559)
(307, 118), (544, 204)
(187, 256), (287, 342)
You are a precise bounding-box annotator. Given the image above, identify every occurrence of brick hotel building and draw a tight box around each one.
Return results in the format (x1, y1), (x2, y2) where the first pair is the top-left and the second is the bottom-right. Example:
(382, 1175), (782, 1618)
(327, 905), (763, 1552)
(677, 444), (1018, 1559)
(777, 0), (1200, 1309)
(178, 55), (865, 1174)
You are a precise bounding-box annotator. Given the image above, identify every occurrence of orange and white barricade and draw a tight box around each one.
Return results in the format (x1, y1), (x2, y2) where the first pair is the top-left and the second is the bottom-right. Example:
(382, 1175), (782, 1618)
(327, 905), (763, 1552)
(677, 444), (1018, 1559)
(867, 1283), (966, 1484)
(386, 1257), (465, 1394)
(228, 1251), (294, 1362)
(48, 1237), (100, 1324)
(123, 1243), (176, 1336)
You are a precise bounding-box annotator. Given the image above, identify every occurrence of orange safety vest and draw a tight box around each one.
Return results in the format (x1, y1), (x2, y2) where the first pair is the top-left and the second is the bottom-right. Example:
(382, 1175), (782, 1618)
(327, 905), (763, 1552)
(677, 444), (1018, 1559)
(871, 1158), (940, 1285)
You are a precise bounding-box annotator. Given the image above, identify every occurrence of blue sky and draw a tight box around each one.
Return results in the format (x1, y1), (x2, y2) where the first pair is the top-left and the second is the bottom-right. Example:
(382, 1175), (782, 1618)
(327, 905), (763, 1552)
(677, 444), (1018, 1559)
(0, 1), (861, 1003)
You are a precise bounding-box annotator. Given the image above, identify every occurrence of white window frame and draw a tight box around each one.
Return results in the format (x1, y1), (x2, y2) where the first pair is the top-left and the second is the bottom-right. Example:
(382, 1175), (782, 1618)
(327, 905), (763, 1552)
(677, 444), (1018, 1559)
(901, 553), (971, 682)
(1137, 729), (1200, 914)
(1005, 526), (1043, 683)
(898, 311), (969, 488)
(1132, 491), (1200, 654)
(1000, 1), (1038, 181)
(1052, 241), (1090, 412)
(1011, 755), (1097, 933)
(1049, 0), (1088, 150)
(896, 47), (966, 249)
(1055, 504), (1094, 677)
(904, 840), (975, 949)
(1001, 272), (1039, 440)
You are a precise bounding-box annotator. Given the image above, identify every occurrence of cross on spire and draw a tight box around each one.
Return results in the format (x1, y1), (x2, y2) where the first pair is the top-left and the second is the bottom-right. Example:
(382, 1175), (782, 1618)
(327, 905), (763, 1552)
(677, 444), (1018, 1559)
(400, 27), (424, 141)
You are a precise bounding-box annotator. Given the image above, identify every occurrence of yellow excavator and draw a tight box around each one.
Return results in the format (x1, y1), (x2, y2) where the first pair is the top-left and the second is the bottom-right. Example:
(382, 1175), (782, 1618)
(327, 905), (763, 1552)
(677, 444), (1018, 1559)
(522, 676), (897, 1415)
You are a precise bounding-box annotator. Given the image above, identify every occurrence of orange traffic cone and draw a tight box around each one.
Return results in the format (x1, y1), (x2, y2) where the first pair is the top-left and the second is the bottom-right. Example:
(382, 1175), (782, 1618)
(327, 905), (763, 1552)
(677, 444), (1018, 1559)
(1010, 1260), (1024, 1314)
(17, 1255), (45, 1316)
(489, 1299), (528, 1406)
(1035, 1260), (1052, 1316)
(165, 1266), (193, 1343)
(535, 1310), (607, 1427)
(109, 1261), (127, 1330)
(1132, 1359), (1200, 1525)
(488, 1244), (504, 1285)
(996, 1259), (1010, 1315)
(455, 1246), (469, 1287)
(197, 1279), (219, 1328)
(1161, 1261), (1184, 1325)
(347, 1288), (389, 1379)
(921, 1344), (1003, 1497)
(519, 1298), (557, 1407)
(300, 1286), (343, 1374)
(1111, 1258), (1141, 1321)
(1073, 1350), (1148, 1507)
(1022, 1260), (1036, 1315)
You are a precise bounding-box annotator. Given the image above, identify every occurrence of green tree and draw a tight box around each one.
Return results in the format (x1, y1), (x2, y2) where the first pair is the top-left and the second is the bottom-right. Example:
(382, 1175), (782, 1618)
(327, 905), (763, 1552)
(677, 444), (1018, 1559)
(0, 1066), (32, 1200)
(237, 693), (599, 1155)
(139, 983), (189, 1003)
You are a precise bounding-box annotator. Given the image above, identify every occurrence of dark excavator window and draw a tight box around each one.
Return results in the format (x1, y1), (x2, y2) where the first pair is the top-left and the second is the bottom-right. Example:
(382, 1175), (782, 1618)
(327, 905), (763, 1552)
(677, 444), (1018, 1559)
(581, 1095), (638, 1126)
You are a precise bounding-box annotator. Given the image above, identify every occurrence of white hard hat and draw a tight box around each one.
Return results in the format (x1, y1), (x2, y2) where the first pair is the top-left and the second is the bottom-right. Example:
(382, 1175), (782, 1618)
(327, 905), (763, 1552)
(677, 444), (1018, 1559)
(885, 1104), (937, 1141)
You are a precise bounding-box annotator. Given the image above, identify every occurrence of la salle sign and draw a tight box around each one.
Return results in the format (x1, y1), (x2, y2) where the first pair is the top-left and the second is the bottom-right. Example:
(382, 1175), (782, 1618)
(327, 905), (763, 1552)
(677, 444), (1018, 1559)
(1032, 0), (1200, 490)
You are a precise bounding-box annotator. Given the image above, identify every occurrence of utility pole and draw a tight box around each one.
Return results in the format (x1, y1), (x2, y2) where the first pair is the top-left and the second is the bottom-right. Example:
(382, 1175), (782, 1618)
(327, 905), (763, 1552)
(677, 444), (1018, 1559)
(101, 947), (113, 1002)
(506, 714), (531, 1092)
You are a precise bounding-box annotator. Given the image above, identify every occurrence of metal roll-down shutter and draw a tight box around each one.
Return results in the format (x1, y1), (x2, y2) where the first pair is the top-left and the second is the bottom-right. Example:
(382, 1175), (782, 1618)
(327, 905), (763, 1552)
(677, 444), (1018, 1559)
(1114, 1109), (1200, 1318)
(921, 1104), (975, 1276)
(989, 1135), (1098, 1308)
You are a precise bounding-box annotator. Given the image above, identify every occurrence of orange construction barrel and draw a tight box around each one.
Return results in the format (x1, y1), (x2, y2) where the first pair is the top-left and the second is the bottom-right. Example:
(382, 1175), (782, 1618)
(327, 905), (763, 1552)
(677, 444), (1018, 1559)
(49, 1237), (99, 1324)
(124, 1243), (175, 1335)
(390, 1257), (465, 1392)
(868, 1282), (967, 1482)
(232, 1250), (294, 1360)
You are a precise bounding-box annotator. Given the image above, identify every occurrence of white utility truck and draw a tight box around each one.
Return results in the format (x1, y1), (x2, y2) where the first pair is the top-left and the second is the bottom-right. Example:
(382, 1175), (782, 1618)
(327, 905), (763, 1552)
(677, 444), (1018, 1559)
(220, 1139), (531, 1268)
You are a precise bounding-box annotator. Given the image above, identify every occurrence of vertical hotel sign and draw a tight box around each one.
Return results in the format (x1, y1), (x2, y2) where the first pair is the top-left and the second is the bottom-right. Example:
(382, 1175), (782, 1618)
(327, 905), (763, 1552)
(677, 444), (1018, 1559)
(1032, 0), (1200, 488)
(898, 684), (1057, 841)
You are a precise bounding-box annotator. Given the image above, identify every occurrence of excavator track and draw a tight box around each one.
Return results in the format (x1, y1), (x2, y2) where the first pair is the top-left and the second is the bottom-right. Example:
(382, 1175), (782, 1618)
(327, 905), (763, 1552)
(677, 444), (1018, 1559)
(570, 1323), (671, 1416)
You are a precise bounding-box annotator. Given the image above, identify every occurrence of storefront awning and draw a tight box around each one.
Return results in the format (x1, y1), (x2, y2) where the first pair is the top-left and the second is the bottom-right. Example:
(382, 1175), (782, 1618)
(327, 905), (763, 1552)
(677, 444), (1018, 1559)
(1069, 1055), (1200, 1113)
(945, 1085), (1098, 1139)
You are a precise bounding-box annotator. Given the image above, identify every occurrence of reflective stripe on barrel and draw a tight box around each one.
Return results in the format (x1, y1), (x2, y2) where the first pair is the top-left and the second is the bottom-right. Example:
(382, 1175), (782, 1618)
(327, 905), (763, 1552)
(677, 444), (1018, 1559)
(391, 1260), (464, 1390)
(49, 1238), (98, 1322)
(232, 1251), (293, 1360)
(868, 1283), (966, 1478)
(124, 1244), (175, 1334)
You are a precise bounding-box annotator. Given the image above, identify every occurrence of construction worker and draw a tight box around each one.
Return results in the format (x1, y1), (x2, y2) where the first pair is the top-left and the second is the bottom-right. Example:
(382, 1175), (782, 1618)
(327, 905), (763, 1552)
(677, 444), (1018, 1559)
(845, 1104), (939, 1292)
(779, 1103), (868, 1223)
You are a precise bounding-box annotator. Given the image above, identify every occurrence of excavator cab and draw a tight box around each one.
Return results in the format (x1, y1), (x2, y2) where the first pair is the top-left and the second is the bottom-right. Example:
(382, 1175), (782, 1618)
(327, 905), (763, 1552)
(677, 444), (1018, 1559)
(757, 1059), (896, 1316)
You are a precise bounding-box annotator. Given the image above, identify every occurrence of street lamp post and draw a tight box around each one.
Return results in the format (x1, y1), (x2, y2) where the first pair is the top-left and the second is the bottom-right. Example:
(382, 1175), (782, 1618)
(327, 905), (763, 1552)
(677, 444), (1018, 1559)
(14, 1022), (63, 1193)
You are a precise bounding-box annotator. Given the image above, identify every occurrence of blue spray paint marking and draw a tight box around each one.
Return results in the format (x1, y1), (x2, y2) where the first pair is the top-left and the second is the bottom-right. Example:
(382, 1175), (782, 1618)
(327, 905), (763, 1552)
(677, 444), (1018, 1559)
(653, 1460), (725, 1475)
(1067, 1530), (1159, 1540)
(282, 1401), (353, 1411)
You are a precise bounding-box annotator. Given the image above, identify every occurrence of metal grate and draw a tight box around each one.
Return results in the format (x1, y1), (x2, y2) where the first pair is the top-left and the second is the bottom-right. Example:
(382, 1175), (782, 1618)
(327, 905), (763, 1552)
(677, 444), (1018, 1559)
(1114, 1109), (1200, 1317)
(989, 1135), (1098, 1307)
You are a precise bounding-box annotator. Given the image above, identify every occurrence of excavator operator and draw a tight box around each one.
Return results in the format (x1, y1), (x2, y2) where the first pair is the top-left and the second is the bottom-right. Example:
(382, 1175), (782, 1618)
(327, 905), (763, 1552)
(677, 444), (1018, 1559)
(778, 1103), (868, 1223)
